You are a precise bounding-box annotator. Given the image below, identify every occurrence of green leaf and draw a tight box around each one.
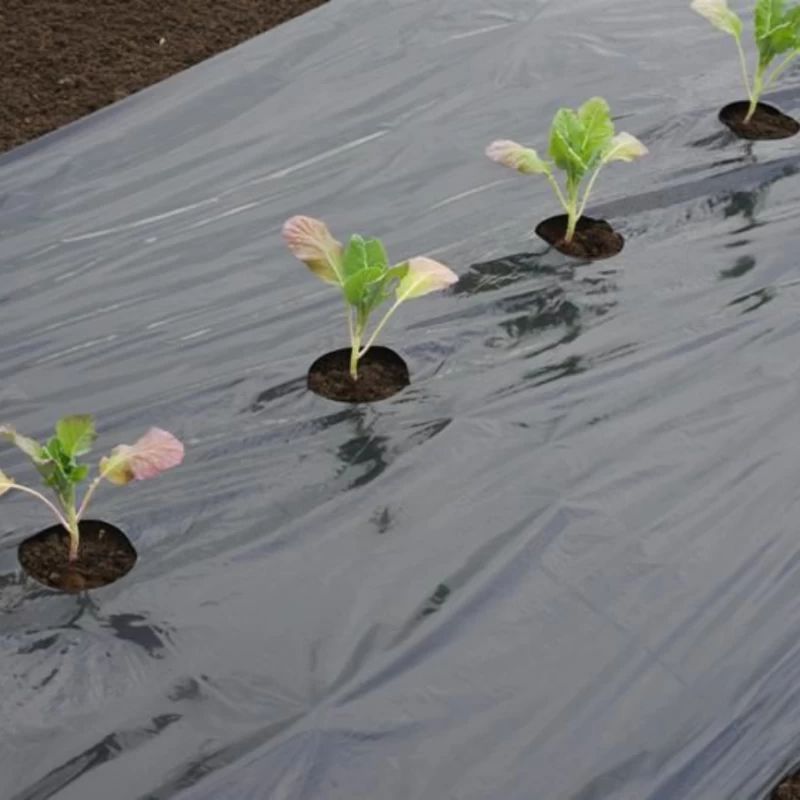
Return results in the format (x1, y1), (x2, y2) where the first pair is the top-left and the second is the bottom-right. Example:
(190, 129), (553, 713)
(361, 263), (408, 313)
(771, 4), (800, 50)
(43, 461), (71, 504)
(387, 263), (409, 277)
(35, 460), (56, 485)
(342, 235), (369, 279)
(362, 278), (392, 316)
(691, 0), (743, 37)
(46, 437), (63, 461)
(577, 97), (614, 167)
(548, 108), (590, 181)
(343, 266), (385, 307)
(386, 263), (409, 283)
(756, 0), (792, 66)
(755, 0), (786, 40)
(71, 464), (90, 483)
(786, 5), (800, 32)
(56, 415), (96, 457)
(364, 238), (390, 272)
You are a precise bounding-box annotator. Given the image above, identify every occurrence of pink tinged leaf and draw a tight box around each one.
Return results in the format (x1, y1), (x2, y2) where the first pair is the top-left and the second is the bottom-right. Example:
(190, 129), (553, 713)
(485, 140), (550, 175)
(396, 257), (459, 300)
(101, 428), (184, 486)
(282, 216), (344, 285)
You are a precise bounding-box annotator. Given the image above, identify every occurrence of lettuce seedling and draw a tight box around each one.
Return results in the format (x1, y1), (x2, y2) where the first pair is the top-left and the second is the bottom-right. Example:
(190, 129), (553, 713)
(486, 97), (647, 243)
(283, 216), (458, 379)
(692, 0), (800, 122)
(0, 417), (184, 562)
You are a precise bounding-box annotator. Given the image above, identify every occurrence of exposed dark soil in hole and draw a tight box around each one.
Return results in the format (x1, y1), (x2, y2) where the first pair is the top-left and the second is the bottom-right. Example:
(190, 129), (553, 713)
(773, 776), (800, 799)
(536, 215), (624, 260)
(719, 101), (800, 140)
(18, 519), (137, 592)
(0, 0), (329, 154)
(308, 346), (410, 403)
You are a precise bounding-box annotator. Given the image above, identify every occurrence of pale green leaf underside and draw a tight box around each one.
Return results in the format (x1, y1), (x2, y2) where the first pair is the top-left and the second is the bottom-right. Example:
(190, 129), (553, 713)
(691, 0), (743, 37)
(306, 258), (341, 285)
(518, 148), (552, 175)
(0, 425), (45, 463)
(485, 140), (551, 174)
(396, 258), (458, 301)
(603, 132), (648, 163)
(0, 468), (14, 497)
(396, 273), (440, 300)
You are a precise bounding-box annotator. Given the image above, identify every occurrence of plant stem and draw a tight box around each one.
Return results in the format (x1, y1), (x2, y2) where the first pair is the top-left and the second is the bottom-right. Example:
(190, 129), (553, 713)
(766, 52), (799, 89)
(65, 504), (80, 563)
(575, 164), (606, 226)
(3, 484), (71, 531)
(563, 178), (580, 243)
(565, 209), (579, 242)
(545, 174), (570, 215)
(346, 307), (360, 380)
(350, 327), (361, 380)
(60, 485), (80, 563)
(735, 35), (754, 112)
(359, 297), (403, 359)
(76, 475), (103, 521)
(746, 64), (764, 122)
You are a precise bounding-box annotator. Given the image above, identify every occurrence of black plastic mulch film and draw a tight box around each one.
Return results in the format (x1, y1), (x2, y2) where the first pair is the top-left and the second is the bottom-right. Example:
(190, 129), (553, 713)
(2, 1), (800, 798)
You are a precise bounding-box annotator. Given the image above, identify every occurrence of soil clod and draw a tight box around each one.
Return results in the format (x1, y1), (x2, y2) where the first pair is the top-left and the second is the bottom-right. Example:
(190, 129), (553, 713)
(536, 215), (624, 261)
(1, 0), (329, 154)
(773, 776), (800, 799)
(308, 346), (410, 403)
(719, 102), (799, 140)
(18, 520), (137, 592)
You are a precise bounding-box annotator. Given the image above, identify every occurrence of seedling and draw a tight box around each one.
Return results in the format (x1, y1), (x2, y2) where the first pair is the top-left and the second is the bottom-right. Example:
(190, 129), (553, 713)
(692, 0), (800, 121)
(283, 216), (458, 379)
(0, 417), (184, 563)
(486, 97), (648, 243)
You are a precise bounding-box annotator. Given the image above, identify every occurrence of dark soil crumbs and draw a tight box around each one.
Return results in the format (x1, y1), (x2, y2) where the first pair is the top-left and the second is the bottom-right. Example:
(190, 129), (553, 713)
(308, 347), (411, 403)
(536, 215), (624, 260)
(0, 0), (329, 154)
(774, 776), (800, 799)
(719, 101), (800, 140)
(18, 519), (137, 592)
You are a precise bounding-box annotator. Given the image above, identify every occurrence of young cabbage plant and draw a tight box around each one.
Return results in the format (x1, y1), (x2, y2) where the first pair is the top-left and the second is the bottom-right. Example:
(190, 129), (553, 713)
(0, 417), (184, 563)
(692, 0), (800, 121)
(486, 97), (647, 243)
(283, 216), (458, 379)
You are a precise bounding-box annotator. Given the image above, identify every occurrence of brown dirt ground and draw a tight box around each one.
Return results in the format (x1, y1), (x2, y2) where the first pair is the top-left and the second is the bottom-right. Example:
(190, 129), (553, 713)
(0, 0), (329, 155)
